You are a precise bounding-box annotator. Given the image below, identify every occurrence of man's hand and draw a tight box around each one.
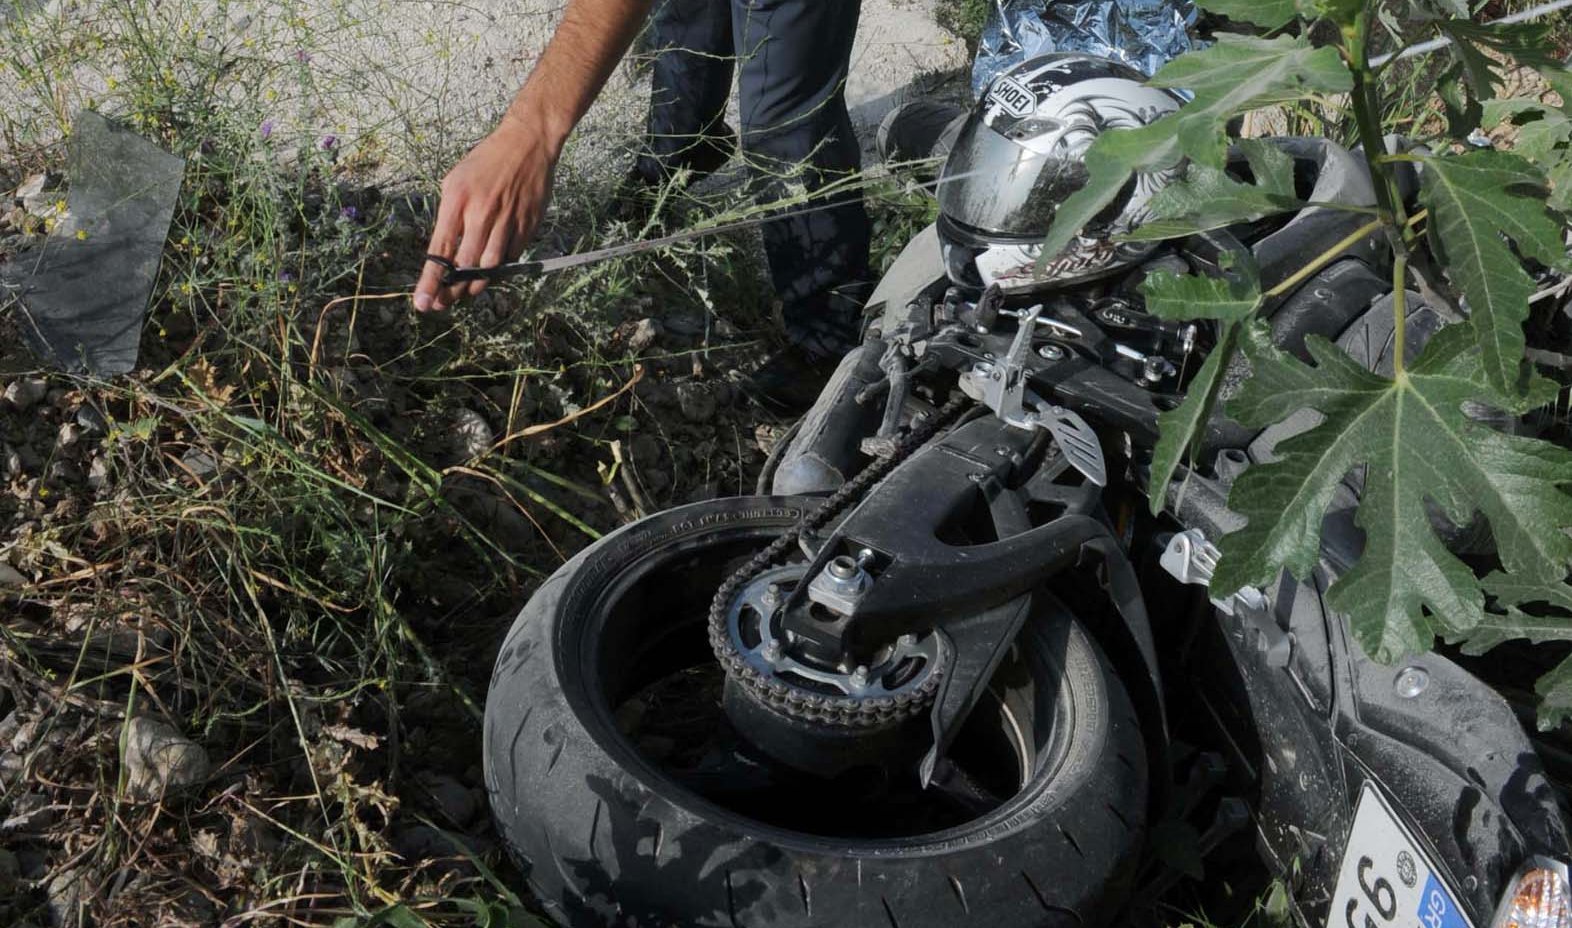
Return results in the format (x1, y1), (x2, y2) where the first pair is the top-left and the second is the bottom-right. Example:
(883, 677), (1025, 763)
(412, 0), (651, 311)
(414, 117), (558, 311)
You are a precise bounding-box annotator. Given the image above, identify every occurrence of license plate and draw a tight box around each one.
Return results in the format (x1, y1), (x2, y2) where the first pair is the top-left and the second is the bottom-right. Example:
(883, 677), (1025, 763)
(1330, 783), (1475, 928)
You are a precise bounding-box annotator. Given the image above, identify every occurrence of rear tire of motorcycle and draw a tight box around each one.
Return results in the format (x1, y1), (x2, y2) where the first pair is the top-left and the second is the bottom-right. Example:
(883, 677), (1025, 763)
(484, 496), (1147, 928)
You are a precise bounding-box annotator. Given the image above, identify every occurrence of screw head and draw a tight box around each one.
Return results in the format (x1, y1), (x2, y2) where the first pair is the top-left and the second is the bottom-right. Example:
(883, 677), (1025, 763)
(1037, 344), (1065, 361)
(1395, 666), (1430, 698)
(762, 641), (782, 662)
(850, 665), (870, 687)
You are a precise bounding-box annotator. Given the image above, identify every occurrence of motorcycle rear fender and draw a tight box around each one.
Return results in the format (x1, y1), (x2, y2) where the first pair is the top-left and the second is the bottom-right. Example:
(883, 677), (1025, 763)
(1177, 470), (1570, 926)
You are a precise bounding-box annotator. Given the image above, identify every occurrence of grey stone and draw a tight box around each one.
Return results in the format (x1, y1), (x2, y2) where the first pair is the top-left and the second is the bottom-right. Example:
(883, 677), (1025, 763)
(86, 457), (109, 493)
(15, 443), (40, 473)
(13, 173), (57, 215)
(0, 562), (24, 587)
(448, 408), (494, 462)
(634, 379), (675, 408)
(629, 433), (661, 464)
(17, 847), (47, 880)
(662, 312), (706, 337)
(191, 829), (222, 859)
(179, 448), (218, 477)
(121, 717), (208, 800)
(0, 847), (18, 894)
(55, 423), (80, 452)
(4, 378), (47, 411)
(44, 865), (89, 928)
(8, 716), (34, 754)
(1, 791), (52, 832)
(391, 823), (451, 861)
(641, 467), (671, 494)
(628, 317), (662, 353)
(391, 824), (480, 876)
(676, 383), (717, 423)
(45, 460), (80, 485)
(418, 771), (479, 826)
(74, 406), (105, 433)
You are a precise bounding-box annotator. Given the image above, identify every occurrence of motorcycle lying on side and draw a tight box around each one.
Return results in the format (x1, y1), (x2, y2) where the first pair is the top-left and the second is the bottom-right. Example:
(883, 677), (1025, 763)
(483, 55), (1572, 928)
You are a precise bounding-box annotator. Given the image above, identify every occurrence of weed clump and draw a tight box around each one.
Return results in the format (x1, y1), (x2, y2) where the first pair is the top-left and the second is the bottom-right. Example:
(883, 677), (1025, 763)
(0, 0), (789, 923)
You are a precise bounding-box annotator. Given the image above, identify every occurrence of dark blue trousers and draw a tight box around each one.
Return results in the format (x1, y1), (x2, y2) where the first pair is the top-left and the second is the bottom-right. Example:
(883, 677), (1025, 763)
(635, 0), (871, 356)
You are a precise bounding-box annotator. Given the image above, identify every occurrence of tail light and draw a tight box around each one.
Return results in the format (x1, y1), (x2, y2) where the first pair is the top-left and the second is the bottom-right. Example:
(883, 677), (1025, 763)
(1493, 858), (1572, 928)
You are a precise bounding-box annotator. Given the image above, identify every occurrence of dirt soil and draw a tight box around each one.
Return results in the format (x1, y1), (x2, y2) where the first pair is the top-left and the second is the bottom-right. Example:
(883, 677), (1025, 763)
(0, 2), (967, 925)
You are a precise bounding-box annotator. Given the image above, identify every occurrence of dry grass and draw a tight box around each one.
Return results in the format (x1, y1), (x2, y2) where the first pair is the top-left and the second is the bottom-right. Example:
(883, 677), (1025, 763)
(0, 1), (796, 924)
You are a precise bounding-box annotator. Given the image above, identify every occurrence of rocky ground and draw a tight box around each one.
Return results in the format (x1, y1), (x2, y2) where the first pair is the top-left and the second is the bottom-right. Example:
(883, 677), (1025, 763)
(0, 1), (969, 925)
(0, 197), (808, 925)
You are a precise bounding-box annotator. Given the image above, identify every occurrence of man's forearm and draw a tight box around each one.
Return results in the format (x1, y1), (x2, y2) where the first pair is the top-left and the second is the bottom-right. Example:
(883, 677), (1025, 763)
(502, 0), (656, 155)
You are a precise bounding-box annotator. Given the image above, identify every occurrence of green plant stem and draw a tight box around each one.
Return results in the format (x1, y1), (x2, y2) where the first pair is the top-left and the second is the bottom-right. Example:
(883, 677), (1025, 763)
(1392, 253), (1409, 376)
(1344, 14), (1409, 231)
(1343, 11), (1414, 374)
(1265, 217), (1386, 299)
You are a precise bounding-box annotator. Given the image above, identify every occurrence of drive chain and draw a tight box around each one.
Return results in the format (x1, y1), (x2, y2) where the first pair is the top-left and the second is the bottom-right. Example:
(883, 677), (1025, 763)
(707, 395), (970, 728)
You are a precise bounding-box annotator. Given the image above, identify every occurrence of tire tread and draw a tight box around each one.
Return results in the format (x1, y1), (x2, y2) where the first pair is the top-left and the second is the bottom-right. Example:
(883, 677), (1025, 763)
(483, 497), (1149, 928)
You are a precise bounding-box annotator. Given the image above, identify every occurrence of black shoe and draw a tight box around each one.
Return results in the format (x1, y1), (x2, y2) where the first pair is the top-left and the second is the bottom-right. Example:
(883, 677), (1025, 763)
(876, 100), (968, 168)
(611, 128), (738, 226)
(741, 344), (843, 415)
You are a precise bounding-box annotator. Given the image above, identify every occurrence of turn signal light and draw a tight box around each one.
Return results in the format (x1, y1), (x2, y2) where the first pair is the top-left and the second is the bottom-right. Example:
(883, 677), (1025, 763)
(1493, 858), (1572, 928)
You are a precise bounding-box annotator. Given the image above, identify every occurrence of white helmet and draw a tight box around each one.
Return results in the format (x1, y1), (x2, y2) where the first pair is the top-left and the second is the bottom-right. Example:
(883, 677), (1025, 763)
(937, 54), (1183, 293)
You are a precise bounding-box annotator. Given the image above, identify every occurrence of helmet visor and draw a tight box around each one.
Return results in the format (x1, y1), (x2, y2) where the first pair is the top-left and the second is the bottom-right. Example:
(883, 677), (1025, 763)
(936, 115), (1090, 239)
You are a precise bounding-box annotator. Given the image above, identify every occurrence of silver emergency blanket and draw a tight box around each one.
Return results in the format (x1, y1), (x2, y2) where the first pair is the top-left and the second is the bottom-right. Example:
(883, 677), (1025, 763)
(971, 0), (1200, 97)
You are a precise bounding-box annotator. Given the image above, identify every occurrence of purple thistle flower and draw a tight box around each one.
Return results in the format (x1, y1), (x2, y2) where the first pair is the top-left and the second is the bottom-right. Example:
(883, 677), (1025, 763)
(339, 205), (359, 222)
(259, 119), (274, 140)
(294, 49), (311, 63)
(320, 134), (337, 150)
(278, 270), (296, 283)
